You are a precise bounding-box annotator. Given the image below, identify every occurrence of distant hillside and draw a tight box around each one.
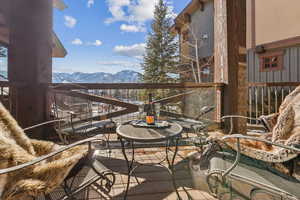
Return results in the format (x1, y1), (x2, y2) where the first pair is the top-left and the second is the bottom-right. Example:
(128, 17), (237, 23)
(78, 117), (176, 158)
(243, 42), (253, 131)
(0, 70), (141, 83)
(53, 70), (141, 83)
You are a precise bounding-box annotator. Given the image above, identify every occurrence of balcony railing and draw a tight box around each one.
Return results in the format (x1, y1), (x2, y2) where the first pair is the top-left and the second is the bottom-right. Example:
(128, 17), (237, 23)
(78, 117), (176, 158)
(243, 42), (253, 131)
(3, 81), (299, 127)
(248, 82), (300, 125)
(49, 82), (224, 124)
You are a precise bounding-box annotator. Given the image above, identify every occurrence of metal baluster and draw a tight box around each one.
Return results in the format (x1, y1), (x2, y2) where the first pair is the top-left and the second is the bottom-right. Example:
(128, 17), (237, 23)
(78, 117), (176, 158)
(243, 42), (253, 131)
(249, 87), (252, 124)
(133, 89), (137, 120)
(134, 89), (137, 120)
(121, 89), (124, 123)
(108, 89), (112, 121)
(126, 89), (130, 121)
(99, 89), (101, 114)
(261, 87), (264, 116)
(255, 87), (258, 124)
(281, 86), (284, 106)
(275, 87), (278, 113)
(128, 89), (130, 120)
(0, 87), (2, 102)
(268, 87), (271, 115)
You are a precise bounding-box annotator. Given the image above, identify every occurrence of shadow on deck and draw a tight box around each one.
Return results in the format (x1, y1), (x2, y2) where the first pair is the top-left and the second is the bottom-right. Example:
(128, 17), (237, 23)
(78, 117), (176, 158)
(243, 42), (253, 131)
(47, 140), (216, 200)
(99, 147), (216, 200)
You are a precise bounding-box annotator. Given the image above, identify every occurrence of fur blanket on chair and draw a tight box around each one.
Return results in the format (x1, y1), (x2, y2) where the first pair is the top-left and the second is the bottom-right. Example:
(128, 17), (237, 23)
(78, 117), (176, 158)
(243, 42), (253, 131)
(0, 103), (88, 200)
(210, 85), (300, 178)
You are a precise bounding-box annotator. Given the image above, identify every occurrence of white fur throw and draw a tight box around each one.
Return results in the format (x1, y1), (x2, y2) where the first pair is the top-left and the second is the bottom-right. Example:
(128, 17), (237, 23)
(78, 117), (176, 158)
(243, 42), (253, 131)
(213, 85), (300, 163)
(0, 103), (88, 200)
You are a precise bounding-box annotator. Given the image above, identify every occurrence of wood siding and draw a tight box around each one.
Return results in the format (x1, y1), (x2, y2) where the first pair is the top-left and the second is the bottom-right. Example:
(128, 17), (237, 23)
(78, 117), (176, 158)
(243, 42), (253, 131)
(189, 0), (214, 58)
(248, 47), (300, 82)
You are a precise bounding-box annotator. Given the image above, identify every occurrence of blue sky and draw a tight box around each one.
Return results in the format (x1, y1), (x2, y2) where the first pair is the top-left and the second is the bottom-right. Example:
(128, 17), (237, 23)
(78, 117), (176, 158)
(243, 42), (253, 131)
(52, 0), (190, 74)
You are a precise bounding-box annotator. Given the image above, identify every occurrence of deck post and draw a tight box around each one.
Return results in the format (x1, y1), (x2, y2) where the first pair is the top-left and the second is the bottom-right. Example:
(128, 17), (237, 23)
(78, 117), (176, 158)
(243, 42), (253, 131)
(214, 0), (247, 133)
(8, 0), (52, 138)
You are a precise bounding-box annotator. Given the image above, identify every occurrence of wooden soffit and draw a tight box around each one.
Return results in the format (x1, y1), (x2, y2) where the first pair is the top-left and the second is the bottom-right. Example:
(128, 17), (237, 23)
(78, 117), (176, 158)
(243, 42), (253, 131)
(0, 0), (67, 58)
(174, 0), (209, 28)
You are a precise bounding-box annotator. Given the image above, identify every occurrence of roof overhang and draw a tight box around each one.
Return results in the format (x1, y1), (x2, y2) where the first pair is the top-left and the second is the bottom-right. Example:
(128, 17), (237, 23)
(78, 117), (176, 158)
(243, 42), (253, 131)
(0, 0), (67, 58)
(172, 0), (210, 33)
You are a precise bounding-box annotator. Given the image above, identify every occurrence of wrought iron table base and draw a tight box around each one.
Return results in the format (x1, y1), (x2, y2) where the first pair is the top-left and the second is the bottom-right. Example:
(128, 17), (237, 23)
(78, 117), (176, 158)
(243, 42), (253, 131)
(119, 137), (183, 200)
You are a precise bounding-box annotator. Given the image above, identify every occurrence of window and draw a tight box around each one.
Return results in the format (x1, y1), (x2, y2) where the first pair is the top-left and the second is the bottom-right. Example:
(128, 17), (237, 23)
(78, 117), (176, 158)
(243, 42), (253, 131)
(259, 50), (284, 72)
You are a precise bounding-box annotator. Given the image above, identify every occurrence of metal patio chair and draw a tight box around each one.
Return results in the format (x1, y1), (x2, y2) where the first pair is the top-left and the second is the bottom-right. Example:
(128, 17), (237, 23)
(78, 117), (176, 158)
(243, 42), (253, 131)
(0, 102), (115, 200)
(205, 135), (300, 200)
(189, 128), (300, 200)
(190, 86), (300, 200)
(51, 84), (116, 144)
(164, 106), (216, 148)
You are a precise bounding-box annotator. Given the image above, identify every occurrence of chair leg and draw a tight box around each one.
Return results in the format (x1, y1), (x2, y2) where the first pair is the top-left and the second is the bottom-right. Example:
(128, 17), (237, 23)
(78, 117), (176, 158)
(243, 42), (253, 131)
(85, 187), (90, 200)
(105, 134), (112, 158)
(45, 194), (52, 200)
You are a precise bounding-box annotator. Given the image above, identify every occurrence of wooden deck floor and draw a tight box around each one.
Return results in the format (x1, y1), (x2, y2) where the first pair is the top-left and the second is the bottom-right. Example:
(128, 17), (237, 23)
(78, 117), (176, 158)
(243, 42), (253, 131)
(104, 147), (213, 200)
(46, 131), (216, 200)
(85, 145), (216, 200)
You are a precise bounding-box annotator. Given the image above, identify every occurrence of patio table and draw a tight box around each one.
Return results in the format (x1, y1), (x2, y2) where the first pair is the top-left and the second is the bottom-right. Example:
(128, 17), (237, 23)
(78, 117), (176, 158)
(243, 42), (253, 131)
(116, 120), (183, 200)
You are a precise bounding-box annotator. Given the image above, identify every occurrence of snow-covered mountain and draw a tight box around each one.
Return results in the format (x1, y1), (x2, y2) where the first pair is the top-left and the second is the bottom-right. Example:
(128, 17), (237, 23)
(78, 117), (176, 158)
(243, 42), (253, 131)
(52, 70), (141, 83)
(0, 70), (141, 83)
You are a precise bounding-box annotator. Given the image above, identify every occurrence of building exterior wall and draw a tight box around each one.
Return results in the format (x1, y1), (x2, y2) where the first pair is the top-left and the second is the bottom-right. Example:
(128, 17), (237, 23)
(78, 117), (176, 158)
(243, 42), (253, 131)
(178, 0), (214, 82)
(247, 0), (300, 83)
(247, 46), (300, 83)
(246, 0), (253, 49)
(247, 0), (300, 48)
(189, 0), (214, 58)
(255, 0), (300, 46)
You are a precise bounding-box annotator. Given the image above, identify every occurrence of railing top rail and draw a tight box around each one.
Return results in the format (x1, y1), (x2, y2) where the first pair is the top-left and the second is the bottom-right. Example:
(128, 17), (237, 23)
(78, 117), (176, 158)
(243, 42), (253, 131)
(249, 82), (300, 87)
(0, 81), (11, 87)
(0, 81), (30, 87)
(50, 82), (225, 90)
(3, 81), (298, 89)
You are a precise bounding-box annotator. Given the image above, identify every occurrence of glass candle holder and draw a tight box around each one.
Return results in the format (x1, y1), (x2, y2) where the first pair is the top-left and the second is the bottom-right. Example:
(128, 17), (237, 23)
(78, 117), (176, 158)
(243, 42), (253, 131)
(154, 103), (161, 121)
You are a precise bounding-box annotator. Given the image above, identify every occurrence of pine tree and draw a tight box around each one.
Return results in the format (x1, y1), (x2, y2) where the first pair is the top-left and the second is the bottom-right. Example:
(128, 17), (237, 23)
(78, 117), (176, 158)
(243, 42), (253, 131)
(142, 0), (178, 83)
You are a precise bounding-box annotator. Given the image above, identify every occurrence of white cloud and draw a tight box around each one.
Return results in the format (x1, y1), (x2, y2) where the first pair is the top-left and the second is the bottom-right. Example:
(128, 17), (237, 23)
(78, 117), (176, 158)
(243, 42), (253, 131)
(165, 2), (177, 19)
(126, 0), (157, 23)
(113, 43), (146, 59)
(105, 0), (176, 32)
(87, 40), (103, 46)
(93, 40), (103, 46)
(105, 0), (131, 24)
(105, 0), (176, 24)
(71, 38), (83, 45)
(72, 39), (103, 46)
(64, 15), (77, 28)
(87, 0), (94, 7)
(120, 24), (145, 32)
